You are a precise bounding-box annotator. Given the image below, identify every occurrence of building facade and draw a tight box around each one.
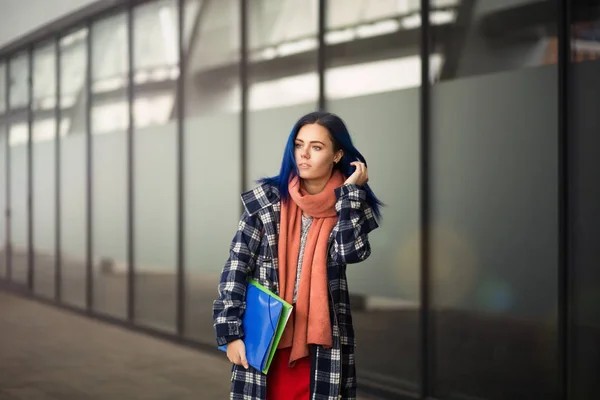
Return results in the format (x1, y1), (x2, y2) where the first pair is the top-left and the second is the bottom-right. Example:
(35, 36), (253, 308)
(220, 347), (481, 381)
(0, 0), (599, 399)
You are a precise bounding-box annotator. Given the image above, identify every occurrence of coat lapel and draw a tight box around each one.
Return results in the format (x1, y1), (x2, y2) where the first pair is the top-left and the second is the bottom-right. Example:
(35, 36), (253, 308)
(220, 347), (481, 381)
(241, 183), (281, 292)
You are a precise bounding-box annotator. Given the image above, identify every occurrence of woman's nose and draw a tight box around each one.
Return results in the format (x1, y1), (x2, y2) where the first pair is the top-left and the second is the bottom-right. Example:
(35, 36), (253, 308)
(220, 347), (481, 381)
(301, 148), (309, 159)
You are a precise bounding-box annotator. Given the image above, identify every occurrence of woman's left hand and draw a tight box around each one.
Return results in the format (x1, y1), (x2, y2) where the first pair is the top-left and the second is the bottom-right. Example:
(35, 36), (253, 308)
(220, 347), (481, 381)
(345, 161), (369, 186)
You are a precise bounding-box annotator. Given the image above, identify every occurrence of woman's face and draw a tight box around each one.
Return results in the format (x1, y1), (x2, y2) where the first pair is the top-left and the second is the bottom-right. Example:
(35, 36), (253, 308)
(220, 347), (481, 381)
(294, 123), (343, 183)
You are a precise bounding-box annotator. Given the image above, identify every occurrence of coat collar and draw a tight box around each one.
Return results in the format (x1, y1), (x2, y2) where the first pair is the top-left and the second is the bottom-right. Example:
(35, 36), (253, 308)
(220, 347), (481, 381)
(241, 182), (281, 216)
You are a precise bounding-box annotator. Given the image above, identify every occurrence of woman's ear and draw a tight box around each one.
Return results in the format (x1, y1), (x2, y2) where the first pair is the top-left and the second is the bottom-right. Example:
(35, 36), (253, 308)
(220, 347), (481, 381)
(334, 150), (344, 164)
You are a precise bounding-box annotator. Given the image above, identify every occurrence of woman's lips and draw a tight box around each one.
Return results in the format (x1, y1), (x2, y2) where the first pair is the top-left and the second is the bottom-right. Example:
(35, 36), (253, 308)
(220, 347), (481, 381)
(298, 163), (311, 169)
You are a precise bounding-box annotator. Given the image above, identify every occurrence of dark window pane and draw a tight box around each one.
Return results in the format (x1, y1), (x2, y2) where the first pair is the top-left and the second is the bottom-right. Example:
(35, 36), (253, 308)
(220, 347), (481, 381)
(570, 8), (600, 400)
(434, 0), (557, 81)
(430, 1), (559, 399)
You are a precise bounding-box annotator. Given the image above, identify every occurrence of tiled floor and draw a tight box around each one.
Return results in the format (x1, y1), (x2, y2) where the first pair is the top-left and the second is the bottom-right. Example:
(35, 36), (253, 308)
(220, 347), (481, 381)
(0, 289), (380, 400)
(0, 290), (232, 400)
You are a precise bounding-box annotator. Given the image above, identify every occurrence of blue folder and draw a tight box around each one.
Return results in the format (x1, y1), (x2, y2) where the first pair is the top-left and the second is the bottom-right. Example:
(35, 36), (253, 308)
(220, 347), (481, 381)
(218, 279), (293, 374)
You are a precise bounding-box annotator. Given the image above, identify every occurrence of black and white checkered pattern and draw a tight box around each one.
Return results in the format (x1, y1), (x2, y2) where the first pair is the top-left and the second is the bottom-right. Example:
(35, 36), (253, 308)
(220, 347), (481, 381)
(213, 182), (379, 400)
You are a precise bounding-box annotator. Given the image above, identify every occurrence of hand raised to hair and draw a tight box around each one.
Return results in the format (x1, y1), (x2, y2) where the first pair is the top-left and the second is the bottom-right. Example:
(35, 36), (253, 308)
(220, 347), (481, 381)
(344, 161), (369, 186)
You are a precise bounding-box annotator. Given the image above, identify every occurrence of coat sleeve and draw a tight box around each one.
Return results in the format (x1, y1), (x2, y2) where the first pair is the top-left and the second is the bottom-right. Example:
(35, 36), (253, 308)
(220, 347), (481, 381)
(212, 210), (263, 346)
(331, 184), (379, 264)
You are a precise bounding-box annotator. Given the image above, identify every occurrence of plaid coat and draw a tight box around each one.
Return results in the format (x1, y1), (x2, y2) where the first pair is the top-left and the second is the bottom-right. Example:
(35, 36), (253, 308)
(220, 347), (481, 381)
(213, 182), (379, 400)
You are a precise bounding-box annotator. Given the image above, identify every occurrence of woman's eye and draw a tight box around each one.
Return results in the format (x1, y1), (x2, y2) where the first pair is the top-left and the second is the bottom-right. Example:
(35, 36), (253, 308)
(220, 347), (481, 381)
(295, 143), (302, 148)
(313, 146), (321, 151)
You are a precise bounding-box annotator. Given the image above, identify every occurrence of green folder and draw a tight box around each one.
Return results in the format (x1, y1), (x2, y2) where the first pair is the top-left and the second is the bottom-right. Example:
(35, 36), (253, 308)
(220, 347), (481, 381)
(219, 279), (293, 374)
(247, 279), (294, 374)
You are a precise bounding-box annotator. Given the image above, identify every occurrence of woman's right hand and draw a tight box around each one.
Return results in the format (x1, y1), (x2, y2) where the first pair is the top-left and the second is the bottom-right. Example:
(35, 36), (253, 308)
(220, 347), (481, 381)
(226, 339), (249, 369)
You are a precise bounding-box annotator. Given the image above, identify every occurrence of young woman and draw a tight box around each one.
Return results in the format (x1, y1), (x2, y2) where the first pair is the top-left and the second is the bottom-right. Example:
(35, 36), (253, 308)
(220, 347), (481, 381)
(213, 111), (382, 400)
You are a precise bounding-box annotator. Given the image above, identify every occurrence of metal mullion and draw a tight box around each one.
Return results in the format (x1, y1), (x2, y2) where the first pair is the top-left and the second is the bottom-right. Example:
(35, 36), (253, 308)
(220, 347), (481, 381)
(318, 0), (326, 110)
(27, 47), (34, 292)
(420, 0), (433, 398)
(4, 61), (11, 283)
(85, 22), (93, 311)
(240, 0), (248, 199)
(176, 0), (186, 336)
(127, 4), (136, 323)
(55, 37), (62, 302)
(557, 0), (572, 398)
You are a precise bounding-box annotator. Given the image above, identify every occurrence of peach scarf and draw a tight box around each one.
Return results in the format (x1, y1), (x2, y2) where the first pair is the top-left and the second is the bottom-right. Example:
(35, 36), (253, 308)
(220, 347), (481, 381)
(277, 170), (345, 364)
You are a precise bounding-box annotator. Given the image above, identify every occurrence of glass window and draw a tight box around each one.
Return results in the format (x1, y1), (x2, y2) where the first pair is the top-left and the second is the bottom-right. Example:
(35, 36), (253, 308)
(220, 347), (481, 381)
(60, 29), (87, 116)
(32, 42), (57, 299)
(90, 14), (128, 319)
(247, 0), (319, 190)
(33, 43), (57, 113)
(0, 129), (5, 279)
(0, 62), (6, 278)
(0, 63), (6, 115)
(247, 0), (318, 113)
(133, 0), (178, 332)
(569, 8), (600, 400)
(132, 0), (178, 129)
(8, 53), (30, 286)
(326, 0), (436, 99)
(433, 0), (554, 82)
(430, 1), (558, 399)
(9, 53), (29, 111)
(91, 12), (128, 135)
(59, 28), (88, 308)
(183, 0), (241, 343)
(0, 62), (5, 279)
(134, 1), (179, 71)
(325, 0), (422, 396)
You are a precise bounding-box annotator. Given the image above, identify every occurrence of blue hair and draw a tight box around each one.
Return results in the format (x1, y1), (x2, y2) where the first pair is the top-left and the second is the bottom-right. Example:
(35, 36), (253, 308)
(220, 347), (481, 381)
(259, 111), (383, 221)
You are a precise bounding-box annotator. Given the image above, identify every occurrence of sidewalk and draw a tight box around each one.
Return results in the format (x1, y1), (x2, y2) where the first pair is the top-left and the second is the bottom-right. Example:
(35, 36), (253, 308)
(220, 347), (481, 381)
(0, 289), (378, 400)
(0, 290), (232, 400)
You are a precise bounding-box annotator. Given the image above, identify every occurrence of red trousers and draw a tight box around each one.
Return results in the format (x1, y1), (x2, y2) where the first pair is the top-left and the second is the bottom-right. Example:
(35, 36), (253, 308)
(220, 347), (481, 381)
(267, 347), (311, 400)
